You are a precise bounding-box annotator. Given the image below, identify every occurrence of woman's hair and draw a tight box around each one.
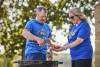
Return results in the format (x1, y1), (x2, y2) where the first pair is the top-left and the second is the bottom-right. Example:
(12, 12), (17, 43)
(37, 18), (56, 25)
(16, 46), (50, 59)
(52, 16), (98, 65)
(69, 8), (87, 21)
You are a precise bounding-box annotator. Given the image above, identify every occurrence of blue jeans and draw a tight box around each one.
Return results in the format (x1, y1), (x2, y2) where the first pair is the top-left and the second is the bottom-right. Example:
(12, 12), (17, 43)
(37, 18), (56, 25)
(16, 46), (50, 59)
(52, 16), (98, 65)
(25, 53), (46, 61)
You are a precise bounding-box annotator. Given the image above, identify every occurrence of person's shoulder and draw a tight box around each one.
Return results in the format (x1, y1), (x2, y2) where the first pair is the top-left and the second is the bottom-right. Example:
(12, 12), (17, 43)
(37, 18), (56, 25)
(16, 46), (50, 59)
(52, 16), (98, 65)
(80, 21), (91, 31)
(26, 19), (37, 24)
(44, 23), (51, 30)
(44, 23), (50, 27)
(28, 19), (37, 23)
(70, 24), (74, 28)
(81, 21), (89, 27)
(69, 24), (74, 30)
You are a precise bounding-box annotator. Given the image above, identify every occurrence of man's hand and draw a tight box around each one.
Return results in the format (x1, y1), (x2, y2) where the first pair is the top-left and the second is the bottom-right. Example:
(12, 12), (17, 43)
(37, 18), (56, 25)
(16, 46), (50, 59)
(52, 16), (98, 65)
(36, 37), (45, 46)
(49, 44), (61, 51)
(53, 47), (65, 52)
(49, 44), (61, 49)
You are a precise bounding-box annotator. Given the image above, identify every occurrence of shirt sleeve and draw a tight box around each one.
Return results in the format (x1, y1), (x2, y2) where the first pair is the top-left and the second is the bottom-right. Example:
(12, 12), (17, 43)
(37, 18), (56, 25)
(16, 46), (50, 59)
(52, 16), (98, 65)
(47, 24), (52, 38)
(77, 23), (90, 40)
(48, 29), (52, 38)
(25, 20), (33, 32)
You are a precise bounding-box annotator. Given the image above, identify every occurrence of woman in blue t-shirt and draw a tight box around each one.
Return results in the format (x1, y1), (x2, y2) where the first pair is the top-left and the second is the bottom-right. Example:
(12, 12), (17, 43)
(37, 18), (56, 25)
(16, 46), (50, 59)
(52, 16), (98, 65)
(52, 8), (93, 67)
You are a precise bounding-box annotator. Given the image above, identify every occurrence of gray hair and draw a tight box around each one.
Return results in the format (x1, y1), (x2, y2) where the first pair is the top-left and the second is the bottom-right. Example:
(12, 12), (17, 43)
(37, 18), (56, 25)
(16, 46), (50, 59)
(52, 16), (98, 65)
(34, 6), (47, 13)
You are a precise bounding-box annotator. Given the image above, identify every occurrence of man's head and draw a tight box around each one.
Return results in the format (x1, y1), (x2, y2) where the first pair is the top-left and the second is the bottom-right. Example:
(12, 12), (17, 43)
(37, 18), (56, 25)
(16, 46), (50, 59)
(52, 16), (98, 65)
(35, 6), (47, 23)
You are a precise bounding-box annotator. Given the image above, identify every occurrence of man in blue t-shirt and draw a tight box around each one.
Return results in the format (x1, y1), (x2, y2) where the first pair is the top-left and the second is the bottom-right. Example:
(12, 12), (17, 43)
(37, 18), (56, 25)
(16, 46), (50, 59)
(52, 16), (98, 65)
(22, 6), (52, 61)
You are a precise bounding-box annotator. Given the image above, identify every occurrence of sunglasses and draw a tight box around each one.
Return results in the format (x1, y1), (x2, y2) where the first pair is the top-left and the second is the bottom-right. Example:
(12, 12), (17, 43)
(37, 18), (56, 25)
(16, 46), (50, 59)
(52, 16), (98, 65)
(69, 16), (74, 20)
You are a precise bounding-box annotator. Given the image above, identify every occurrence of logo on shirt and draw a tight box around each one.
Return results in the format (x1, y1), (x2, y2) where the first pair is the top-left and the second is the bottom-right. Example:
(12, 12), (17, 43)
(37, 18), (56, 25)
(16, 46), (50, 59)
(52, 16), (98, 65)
(38, 28), (48, 45)
(68, 31), (76, 36)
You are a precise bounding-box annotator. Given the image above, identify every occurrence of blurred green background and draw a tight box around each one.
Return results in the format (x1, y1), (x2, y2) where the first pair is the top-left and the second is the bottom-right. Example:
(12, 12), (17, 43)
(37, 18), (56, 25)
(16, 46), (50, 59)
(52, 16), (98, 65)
(0, 0), (98, 67)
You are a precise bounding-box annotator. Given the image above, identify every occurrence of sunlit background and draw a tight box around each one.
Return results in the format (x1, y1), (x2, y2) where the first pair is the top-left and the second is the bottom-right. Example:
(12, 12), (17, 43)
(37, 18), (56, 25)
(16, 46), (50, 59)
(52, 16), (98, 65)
(0, 0), (98, 67)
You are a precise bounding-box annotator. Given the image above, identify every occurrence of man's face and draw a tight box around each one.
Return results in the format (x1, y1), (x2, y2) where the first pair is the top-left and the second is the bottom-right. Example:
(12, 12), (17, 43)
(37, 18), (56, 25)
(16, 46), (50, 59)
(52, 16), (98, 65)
(37, 10), (47, 23)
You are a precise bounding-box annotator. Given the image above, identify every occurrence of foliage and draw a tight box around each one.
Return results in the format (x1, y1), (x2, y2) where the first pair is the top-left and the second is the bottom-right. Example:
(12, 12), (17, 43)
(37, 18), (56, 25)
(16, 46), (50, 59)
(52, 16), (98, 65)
(0, 0), (98, 60)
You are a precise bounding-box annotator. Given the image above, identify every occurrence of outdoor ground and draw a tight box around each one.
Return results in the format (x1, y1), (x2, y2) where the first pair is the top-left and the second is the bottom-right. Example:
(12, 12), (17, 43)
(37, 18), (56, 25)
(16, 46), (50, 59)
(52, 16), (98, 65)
(0, 52), (95, 67)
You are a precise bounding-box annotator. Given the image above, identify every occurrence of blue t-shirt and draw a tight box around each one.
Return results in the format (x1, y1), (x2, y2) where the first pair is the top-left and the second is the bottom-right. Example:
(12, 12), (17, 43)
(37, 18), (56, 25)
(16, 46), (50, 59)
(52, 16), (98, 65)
(68, 21), (93, 60)
(25, 19), (51, 55)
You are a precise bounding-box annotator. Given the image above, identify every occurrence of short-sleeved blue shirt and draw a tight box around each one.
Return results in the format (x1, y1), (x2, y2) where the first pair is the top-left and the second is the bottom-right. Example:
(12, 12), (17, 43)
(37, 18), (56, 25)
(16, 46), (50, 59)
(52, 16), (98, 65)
(25, 19), (51, 55)
(68, 21), (93, 60)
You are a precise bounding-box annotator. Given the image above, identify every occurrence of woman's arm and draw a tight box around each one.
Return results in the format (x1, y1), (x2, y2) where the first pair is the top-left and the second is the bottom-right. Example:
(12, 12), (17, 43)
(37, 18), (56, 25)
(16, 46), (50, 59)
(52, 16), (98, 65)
(63, 38), (84, 49)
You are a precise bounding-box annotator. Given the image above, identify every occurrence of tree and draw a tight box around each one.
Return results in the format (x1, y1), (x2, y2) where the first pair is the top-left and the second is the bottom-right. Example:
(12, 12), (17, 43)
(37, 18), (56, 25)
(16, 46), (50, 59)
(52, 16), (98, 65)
(94, 2), (100, 67)
(0, 0), (98, 60)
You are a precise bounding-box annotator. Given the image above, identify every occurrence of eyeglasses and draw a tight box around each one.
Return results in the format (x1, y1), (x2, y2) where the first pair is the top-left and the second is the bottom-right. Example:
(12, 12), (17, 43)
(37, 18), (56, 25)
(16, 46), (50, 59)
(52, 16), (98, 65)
(69, 16), (74, 20)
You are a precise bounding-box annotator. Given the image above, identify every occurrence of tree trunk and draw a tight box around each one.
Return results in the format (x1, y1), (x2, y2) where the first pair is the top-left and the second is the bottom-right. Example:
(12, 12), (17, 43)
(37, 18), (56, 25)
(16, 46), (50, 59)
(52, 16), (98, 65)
(94, 3), (100, 67)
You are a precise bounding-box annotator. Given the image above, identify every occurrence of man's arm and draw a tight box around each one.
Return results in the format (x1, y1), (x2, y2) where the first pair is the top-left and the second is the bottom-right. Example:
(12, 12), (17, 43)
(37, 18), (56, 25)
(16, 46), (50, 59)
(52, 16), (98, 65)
(22, 29), (45, 46)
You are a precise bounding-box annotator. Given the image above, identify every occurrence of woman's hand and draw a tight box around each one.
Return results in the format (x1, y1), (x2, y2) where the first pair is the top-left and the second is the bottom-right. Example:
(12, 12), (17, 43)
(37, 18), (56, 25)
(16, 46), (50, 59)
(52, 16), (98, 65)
(50, 45), (67, 52)
(52, 46), (66, 52)
(49, 44), (61, 50)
